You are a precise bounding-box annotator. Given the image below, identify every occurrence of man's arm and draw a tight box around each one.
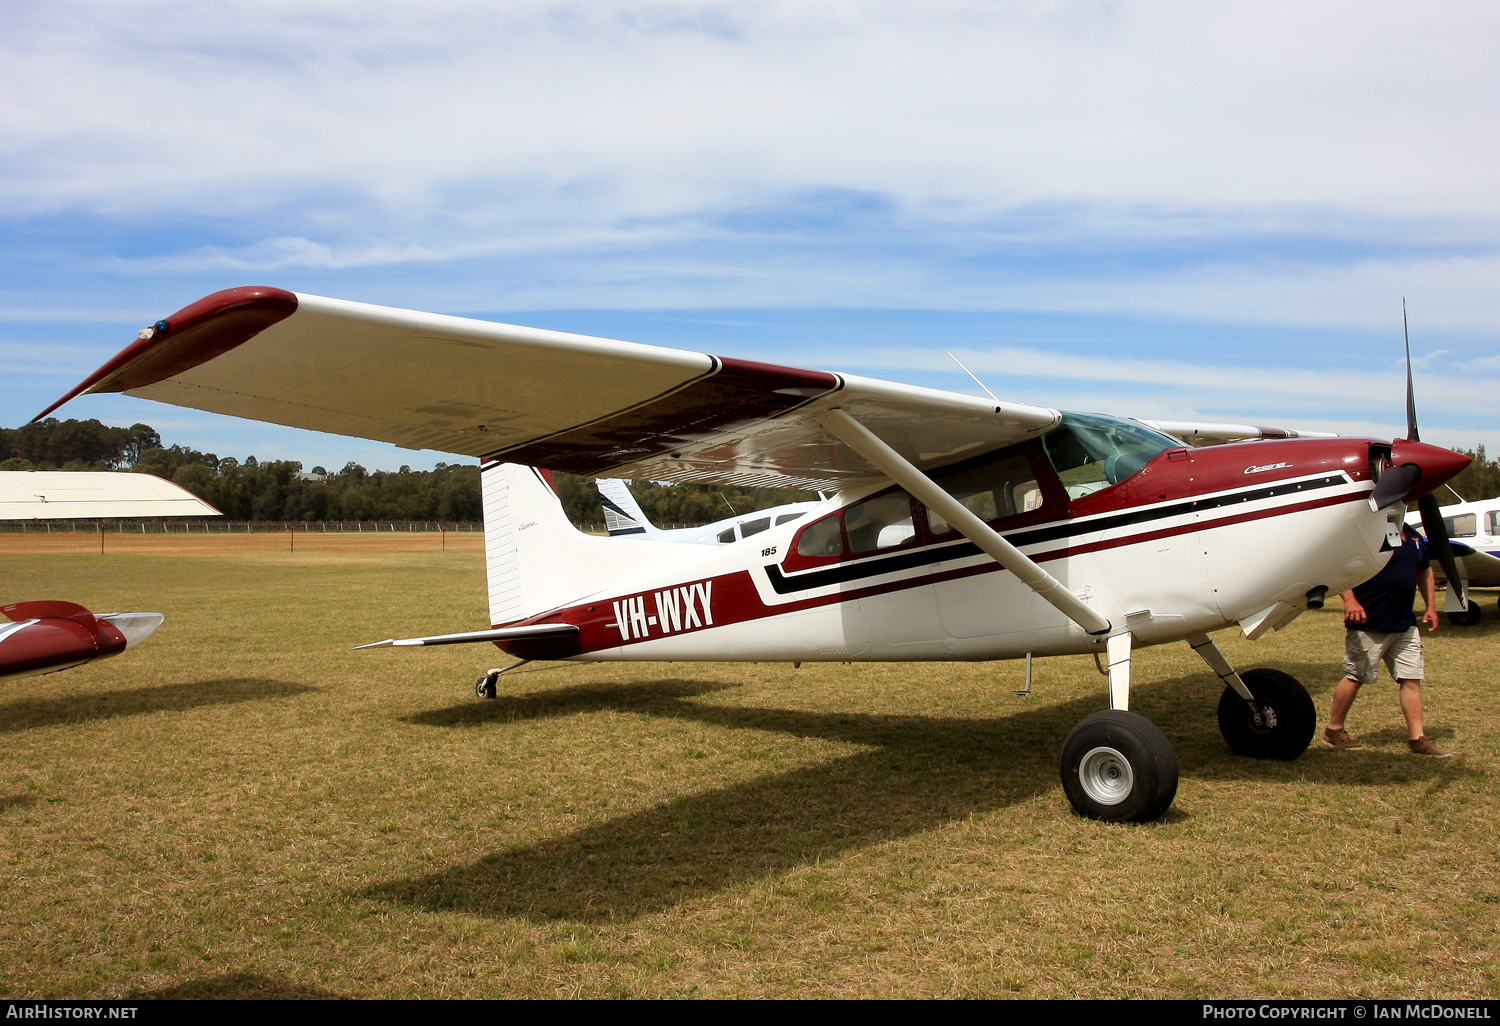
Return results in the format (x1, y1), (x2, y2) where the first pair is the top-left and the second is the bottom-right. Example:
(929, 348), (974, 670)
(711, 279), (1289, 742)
(1417, 566), (1439, 632)
(1341, 589), (1367, 626)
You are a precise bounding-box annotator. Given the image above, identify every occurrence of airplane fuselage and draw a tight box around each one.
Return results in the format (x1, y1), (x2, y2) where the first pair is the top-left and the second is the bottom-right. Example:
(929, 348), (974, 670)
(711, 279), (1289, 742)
(498, 436), (1399, 664)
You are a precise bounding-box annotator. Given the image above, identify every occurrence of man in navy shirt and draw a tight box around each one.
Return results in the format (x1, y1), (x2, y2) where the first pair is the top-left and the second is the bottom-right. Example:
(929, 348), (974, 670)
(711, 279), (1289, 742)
(1324, 523), (1452, 756)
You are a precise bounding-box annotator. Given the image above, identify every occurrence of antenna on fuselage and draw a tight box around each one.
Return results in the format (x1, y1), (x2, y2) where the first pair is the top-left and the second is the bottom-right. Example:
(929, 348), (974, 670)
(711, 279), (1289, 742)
(946, 351), (1000, 403)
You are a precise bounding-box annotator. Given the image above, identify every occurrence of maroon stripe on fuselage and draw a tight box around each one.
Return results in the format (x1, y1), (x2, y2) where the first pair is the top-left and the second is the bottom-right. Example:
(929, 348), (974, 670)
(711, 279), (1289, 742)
(35, 286), (299, 421)
(484, 357), (840, 475)
(505, 486), (1368, 656)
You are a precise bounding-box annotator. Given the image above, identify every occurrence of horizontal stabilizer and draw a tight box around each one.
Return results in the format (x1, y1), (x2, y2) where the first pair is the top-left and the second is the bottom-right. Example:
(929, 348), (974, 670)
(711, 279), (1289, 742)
(354, 622), (579, 649)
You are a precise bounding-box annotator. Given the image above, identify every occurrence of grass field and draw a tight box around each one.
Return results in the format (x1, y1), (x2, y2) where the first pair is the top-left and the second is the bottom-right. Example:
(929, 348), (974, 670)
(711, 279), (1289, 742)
(1, 536), (1497, 998)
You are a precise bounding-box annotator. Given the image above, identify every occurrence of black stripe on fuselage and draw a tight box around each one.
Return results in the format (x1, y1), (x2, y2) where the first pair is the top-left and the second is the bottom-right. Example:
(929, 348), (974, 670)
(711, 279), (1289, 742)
(764, 473), (1352, 595)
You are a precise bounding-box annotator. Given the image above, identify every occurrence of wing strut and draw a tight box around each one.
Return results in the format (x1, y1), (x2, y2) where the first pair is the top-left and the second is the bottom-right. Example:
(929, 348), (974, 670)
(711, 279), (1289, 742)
(816, 409), (1112, 636)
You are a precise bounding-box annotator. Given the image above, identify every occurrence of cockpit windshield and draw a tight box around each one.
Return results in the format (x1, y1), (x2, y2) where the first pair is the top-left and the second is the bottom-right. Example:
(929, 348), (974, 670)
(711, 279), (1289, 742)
(1041, 413), (1179, 499)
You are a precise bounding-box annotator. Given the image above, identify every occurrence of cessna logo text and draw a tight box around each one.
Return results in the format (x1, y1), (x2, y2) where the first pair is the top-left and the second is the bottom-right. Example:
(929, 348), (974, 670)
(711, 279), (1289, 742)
(1244, 462), (1293, 475)
(610, 581), (714, 641)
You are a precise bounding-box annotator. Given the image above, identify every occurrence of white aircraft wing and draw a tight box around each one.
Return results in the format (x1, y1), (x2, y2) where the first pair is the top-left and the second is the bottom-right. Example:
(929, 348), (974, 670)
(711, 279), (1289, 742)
(0, 472), (221, 520)
(1140, 420), (1339, 446)
(1453, 545), (1500, 588)
(41, 287), (1060, 490)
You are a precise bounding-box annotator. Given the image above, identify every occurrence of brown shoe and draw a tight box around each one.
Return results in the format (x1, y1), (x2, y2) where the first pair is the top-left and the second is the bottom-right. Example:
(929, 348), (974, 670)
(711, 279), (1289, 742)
(1408, 735), (1453, 758)
(1324, 727), (1364, 749)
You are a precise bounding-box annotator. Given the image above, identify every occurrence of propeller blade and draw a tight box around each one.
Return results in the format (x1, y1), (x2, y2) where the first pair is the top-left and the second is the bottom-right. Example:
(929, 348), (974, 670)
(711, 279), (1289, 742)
(1417, 491), (1467, 612)
(1369, 463), (1421, 511)
(1403, 298), (1420, 442)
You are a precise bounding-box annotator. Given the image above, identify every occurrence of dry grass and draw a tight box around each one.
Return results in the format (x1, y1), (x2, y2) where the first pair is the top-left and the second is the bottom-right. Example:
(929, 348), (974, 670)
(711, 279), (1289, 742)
(0, 530), (484, 557)
(0, 541), (1496, 999)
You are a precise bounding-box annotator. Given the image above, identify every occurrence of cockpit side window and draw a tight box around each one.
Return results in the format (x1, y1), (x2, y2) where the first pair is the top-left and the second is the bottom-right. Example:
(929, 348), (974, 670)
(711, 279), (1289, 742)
(1041, 413), (1177, 499)
(924, 451), (1041, 536)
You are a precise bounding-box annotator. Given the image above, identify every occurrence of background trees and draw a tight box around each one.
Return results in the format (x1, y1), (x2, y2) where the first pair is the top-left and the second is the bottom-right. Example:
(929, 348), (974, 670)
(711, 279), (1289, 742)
(6, 418), (1499, 525)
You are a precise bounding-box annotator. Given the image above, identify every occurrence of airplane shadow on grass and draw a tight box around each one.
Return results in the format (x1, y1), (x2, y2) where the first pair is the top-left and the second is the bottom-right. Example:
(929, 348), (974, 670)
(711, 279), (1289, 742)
(372, 660), (1465, 924)
(132, 972), (343, 1000)
(0, 679), (314, 733)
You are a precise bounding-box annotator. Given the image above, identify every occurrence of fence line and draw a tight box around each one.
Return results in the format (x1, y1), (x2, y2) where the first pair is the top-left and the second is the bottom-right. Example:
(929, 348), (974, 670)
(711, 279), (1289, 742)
(0, 519), (484, 534)
(0, 518), (716, 535)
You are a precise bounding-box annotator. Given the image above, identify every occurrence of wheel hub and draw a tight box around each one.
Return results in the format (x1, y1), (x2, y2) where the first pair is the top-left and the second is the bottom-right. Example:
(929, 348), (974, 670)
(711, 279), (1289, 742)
(1078, 746), (1134, 805)
(1249, 702), (1279, 733)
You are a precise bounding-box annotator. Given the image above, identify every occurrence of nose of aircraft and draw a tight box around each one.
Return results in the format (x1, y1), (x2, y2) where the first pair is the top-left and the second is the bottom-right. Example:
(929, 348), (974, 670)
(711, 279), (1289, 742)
(1388, 439), (1471, 501)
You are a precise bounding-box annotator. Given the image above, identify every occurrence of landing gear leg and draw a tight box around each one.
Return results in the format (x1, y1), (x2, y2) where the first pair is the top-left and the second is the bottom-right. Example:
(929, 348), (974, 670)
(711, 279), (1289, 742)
(474, 658), (532, 699)
(1189, 632), (1314, 760)
(1060, 632), (1180, 822)
(1446, 580), (1481, 626)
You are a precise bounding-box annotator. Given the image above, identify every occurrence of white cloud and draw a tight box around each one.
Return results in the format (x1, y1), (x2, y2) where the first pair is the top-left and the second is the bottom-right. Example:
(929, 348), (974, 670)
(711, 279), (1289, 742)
(4, 1), (1499, 219)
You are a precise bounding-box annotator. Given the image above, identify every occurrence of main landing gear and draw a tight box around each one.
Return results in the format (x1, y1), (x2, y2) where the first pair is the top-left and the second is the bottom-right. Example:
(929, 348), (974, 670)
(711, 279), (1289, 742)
(1059, 631), (1316, 823)
(1060, 632), (1180, 822)
(1447, 603), (1482, 627)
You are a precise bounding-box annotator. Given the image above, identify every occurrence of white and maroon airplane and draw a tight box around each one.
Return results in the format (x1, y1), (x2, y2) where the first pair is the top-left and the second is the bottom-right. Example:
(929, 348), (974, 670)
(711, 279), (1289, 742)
(0, 471), (220, 681)
(39, 287), (1472, 822)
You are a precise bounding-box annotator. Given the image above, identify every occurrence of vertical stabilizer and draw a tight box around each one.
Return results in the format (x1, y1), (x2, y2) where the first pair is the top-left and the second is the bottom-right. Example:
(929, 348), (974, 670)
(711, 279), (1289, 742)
(596, 478), (657, 537)
(482, 463), (683, 626)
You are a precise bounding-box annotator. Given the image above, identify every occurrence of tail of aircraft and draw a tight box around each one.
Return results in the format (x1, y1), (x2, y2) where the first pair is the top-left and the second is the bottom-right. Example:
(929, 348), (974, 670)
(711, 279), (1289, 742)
(596, 478), (658, 537)
(481, 462), (686, 627)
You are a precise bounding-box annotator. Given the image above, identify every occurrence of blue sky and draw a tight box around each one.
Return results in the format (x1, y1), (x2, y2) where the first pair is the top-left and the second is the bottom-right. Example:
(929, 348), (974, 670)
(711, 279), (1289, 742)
(4, 1), (1499, 470)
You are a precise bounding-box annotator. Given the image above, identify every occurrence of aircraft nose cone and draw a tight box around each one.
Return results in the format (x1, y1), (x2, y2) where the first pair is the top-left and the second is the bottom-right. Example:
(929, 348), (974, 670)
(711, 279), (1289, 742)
(1389, 439), (1471, 500)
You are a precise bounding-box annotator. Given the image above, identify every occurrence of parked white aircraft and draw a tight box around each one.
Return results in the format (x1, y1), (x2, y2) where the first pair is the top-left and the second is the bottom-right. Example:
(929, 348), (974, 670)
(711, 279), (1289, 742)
(596, 477), (819, 544)
(40, 286), (1473, 822)
(0, 471), (220, 680)
(1405, 493), (1500, 626)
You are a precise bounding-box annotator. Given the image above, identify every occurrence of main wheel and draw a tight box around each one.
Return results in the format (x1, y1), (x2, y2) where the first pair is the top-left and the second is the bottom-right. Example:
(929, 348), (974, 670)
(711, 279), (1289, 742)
(1217, 667), (1315, 760)
(1447, 602), (1482, 627)
(1060, 710), (1179, 823)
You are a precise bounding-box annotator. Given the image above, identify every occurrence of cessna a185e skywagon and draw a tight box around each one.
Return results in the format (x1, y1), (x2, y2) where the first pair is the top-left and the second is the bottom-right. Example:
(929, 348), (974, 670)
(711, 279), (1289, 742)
(40, 287), (1473, 822)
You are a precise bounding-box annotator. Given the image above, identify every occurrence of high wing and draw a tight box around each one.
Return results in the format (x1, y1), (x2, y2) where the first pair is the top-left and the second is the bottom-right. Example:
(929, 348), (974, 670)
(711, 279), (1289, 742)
(40, 287), (1059, 491)
(0, 472), (221, 520)
(1449, 543), (1500, 589)
(1140, 420), (1339, 446)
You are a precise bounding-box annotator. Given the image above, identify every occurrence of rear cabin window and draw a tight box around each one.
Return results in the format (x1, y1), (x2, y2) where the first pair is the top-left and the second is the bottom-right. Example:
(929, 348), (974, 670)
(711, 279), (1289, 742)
(717, 529), (735, 544)
(739, 517), (771, 538)
(796, 514), (844, 556)
(924, 452), (1041, 536)
(1489, 511), (1500, 537)
(775, 512), (806, 526)
(1444, 513), (1477, 538)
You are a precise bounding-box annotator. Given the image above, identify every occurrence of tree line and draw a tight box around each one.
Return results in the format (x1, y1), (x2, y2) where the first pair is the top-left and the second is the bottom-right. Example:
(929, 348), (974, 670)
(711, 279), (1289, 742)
(0, 418), (805, 525)
(5, 417), (1499, 525)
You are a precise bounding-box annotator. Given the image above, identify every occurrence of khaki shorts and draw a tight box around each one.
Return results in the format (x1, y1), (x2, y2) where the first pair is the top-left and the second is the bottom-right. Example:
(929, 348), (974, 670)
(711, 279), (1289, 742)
(1343, 627), (1424, 685)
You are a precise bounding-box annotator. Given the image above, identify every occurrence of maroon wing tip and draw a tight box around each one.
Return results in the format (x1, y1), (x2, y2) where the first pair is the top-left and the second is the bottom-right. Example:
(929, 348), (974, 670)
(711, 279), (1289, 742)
(34, 285), (298, 422)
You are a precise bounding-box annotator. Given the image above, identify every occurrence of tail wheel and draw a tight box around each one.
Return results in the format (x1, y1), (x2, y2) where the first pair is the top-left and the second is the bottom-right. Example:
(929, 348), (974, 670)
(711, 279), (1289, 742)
(1217, 668), (1315, 760)
(475, 673), (498, 700)
(1060, 710), (1179, 823)
(1447, 603), (1482, 627)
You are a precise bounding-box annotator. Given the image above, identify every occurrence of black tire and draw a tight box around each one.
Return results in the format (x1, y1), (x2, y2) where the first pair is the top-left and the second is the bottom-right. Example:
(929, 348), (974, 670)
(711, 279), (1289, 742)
(1447, 603), (1482, 627)
(1060, 710), (1179, 823)
(1217, 668), (1315, 760)
(475, 674), (498, 700)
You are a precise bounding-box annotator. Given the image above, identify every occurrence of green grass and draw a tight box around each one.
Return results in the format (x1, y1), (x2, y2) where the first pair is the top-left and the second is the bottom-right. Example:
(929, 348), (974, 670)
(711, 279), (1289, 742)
(1, 544), (1497, 998)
